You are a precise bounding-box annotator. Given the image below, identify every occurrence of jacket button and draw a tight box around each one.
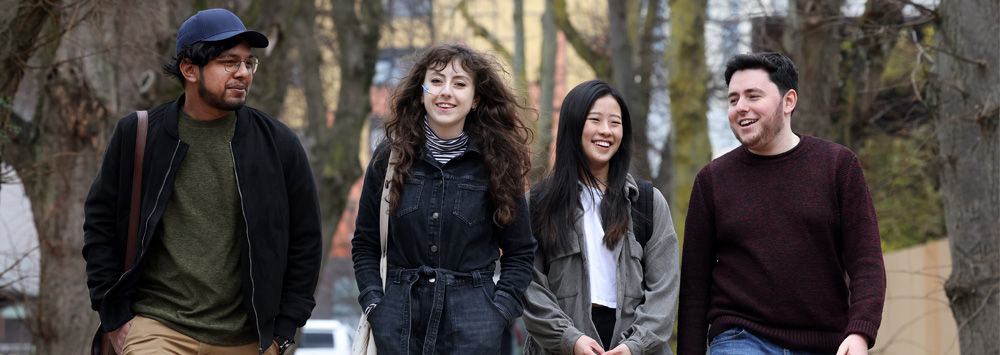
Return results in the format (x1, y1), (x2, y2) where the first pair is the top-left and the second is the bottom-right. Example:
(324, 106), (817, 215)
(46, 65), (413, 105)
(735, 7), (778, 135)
(430, 245), (438, 253)
(431, 212), (439, 220)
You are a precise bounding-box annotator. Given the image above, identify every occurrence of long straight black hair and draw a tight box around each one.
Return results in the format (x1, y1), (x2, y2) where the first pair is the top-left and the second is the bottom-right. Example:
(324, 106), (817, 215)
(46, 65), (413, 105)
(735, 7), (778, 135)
(531, 80), (633, 250)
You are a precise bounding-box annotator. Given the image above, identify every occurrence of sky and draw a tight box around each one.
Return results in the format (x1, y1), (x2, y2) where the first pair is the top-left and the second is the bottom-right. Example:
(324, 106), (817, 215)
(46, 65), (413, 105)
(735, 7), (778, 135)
(0, 169), (40, 295)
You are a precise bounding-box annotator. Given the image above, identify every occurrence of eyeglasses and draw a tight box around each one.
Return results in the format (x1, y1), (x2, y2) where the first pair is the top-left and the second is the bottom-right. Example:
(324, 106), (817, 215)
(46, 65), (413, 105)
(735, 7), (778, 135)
(215, 57), (259, 74)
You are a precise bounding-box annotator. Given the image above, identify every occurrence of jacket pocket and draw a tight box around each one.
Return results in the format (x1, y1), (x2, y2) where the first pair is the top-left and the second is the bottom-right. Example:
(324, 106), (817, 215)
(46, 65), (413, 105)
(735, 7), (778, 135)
(545, 242), (582, 300)
(393, 178), (424, 218)
(453, 182), (489, 226)
(623, 234), (645, 299)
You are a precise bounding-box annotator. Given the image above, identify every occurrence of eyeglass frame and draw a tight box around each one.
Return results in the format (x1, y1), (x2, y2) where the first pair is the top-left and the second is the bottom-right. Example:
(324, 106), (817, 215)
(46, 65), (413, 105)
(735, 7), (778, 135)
(214, 55), (260, 74)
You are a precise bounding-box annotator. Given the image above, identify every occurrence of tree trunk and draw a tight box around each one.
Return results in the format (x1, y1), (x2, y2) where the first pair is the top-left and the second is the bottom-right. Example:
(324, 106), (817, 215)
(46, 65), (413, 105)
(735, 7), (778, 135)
(535, 0), (557, 178)
(552, 0), (610, 81)
(645, 0), (672, 204)
(4, 1), (173, 352)
(835, 0), (903, 148)
(321, 0), (384, 261)
(265, 0), (332, 262)
(667, 0), (711, 237)
(607, 0), (650, 179)
(457, 0), (512, 63)
(243, 0), (292, 117)
(0, 0), (57, 162)
(296, 2), (327, 144)
(19, 73), (110, 352)
(930, 0), (1000, 353)
(784, 0), (845, 139)
(457, 0), (537, 181)
(633, 0), (664, 181)
(513, 0), (526, 91)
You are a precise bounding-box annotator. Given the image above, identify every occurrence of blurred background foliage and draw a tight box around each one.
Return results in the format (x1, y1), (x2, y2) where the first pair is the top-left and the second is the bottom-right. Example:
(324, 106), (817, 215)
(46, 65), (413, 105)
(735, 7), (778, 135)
(0, 0), (996, 353)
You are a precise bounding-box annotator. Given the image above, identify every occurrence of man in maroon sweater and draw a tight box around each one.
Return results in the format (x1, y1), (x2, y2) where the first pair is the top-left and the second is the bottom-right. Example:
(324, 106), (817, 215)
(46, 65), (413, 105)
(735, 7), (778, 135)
(677, 52), (886, 355)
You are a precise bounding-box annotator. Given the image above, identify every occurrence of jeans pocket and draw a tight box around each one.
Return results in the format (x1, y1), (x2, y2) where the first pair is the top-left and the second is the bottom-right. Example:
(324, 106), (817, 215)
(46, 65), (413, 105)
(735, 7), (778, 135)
(370, 281), (408, 353)
(369, 281), (404, 326)
(481, 281), (512, 326)
(710, 327), (746, 346)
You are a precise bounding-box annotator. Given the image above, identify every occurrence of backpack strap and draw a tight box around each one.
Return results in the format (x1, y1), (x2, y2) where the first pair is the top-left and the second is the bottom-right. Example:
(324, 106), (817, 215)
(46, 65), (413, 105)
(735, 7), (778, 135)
(631, 178), (654, 249)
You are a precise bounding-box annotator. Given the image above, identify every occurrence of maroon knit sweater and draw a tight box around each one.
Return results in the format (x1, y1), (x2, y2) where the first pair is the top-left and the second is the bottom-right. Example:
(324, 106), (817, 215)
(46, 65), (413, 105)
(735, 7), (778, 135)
(677, 135), (886, 354)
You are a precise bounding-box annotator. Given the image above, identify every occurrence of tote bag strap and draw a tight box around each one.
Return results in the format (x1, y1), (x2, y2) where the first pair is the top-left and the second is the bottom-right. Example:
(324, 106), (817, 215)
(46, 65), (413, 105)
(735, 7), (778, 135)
(379, 148), (398, 288)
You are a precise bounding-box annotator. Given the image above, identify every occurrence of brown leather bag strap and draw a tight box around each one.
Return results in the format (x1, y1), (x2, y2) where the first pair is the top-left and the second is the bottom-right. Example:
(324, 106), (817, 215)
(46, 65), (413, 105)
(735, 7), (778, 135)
(124, 110), (148, 270)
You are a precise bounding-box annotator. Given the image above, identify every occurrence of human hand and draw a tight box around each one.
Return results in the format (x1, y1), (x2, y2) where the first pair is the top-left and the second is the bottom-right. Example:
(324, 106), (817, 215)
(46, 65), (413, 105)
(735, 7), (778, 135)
(605, 343), (632, 355)
(836, 333), (869, 355)
(109, 319), (132, 354)
(574, 335), (605, 355)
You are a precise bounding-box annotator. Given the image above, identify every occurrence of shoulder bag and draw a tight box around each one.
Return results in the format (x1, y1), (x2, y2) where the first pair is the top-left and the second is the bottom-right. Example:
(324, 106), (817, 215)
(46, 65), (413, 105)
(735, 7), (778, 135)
(351, 148), (397, 355)
(90, 110), (147, 355)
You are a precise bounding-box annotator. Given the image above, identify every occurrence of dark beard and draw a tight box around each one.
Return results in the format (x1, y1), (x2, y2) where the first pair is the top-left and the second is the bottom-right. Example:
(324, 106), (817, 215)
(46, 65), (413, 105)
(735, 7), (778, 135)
(197, 79), (246, 111)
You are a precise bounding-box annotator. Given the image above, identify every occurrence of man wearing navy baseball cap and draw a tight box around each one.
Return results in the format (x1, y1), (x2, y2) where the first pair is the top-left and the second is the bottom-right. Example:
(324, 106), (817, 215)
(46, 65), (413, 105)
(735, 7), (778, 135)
(84, 8), (321, 355)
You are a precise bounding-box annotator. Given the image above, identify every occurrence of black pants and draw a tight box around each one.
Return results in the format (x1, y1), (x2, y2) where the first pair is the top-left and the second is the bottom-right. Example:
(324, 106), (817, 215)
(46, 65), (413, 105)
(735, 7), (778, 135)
(591, 305), (617, 350)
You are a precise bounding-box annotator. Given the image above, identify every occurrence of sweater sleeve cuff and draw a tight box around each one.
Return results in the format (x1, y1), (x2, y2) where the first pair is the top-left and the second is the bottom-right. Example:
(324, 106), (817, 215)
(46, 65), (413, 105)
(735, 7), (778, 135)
(492, 289), (524, 323)
(560, 327), (586, 354)
(273, 316), (298, 340)
(622, 339), (643, 355)
(357, 285), (383, 310)
(101, 310), (135, 333)
(845, 320), (880, 348)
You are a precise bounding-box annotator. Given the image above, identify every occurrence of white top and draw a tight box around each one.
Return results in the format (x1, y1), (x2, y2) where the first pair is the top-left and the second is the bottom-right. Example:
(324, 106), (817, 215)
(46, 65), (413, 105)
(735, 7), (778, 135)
(581, 184), (618, 308)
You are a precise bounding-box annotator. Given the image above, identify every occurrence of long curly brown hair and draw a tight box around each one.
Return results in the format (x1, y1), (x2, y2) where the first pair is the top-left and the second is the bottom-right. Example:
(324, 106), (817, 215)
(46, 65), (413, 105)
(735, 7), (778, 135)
(382, 44), (534, 226)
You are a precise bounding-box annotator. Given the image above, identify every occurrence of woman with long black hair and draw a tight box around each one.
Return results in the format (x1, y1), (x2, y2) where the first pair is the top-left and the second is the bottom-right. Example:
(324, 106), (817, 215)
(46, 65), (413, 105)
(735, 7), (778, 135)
(523, 80), (679, 355)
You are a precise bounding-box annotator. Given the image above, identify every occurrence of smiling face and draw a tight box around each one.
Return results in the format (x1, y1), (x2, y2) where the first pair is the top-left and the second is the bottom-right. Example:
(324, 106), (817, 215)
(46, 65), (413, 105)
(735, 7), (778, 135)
(422, 59), (477, 139)
(580, 95), (623, 182)
(727, 69), (798, 155)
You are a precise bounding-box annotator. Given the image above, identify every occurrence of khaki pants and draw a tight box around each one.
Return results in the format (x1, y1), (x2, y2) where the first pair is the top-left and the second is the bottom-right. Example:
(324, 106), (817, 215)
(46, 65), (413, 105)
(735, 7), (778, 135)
(123, 315), (278, 355)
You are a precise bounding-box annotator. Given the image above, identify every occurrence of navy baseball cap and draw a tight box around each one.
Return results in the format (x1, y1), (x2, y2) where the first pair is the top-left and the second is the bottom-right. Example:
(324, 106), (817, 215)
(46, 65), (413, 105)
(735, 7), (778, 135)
(176, 8), (268, 55)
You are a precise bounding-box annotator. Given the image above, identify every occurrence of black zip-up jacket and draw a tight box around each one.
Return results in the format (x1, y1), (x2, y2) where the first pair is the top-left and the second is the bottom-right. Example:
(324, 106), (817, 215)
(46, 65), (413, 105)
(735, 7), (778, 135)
(83, 95), (322, 353)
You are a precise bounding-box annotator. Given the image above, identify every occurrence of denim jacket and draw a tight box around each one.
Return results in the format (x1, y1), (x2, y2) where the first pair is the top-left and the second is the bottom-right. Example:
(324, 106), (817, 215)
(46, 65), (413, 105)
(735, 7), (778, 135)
(352, 140), (537, 323)
(522, 175), (680, 355)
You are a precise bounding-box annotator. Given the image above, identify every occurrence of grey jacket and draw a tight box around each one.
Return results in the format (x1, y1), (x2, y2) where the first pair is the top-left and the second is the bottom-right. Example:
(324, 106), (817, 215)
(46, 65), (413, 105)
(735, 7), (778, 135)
(523, 175), (680, 355)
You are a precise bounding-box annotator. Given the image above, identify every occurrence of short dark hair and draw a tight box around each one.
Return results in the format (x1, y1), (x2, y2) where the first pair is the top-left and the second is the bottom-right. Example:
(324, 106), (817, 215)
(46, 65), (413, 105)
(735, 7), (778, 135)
(162, 35), (247, 85)
(724, 52), (798, 95)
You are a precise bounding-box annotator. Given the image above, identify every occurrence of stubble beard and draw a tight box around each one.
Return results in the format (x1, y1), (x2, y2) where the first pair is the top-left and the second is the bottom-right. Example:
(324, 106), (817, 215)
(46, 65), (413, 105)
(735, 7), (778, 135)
(736, 103), (785, 151)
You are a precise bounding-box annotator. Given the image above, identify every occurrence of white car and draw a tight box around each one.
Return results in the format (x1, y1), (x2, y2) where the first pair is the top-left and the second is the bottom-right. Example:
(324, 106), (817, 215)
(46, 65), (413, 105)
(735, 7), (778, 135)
(296, 319), (353, 354)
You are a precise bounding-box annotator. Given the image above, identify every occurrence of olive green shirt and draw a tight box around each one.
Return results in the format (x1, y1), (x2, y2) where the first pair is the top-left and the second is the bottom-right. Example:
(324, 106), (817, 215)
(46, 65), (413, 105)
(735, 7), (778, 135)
(133, 110), (256, 345)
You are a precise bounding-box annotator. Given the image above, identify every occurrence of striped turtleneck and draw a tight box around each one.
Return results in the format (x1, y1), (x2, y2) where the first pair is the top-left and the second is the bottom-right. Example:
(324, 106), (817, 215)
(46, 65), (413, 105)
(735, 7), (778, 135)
(424, 118), (469, 164)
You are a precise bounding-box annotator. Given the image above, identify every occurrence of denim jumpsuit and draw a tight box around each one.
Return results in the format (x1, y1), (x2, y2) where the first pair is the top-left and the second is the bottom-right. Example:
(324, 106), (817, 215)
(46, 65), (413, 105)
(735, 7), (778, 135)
(352, 141), (537, 354)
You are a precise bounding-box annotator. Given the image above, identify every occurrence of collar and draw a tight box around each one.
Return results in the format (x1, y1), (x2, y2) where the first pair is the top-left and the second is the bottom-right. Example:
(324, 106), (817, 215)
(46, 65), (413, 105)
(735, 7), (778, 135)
(418, 137), (483, 165)
(166, 93), (250, 140)
(575, 174), (640, 202)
